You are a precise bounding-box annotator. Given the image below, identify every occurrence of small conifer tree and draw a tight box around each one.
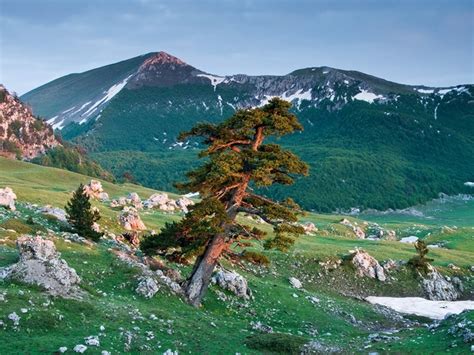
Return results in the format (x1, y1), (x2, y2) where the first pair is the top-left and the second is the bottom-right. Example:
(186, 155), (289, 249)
(408, 240), (433, 272)
(65, 183), (101, 241)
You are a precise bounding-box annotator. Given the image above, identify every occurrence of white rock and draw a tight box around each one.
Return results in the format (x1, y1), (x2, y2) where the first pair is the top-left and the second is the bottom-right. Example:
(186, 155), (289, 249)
(301, 222), (317, 234)
(400, 236), (418, 243)
(423, 265), (461, 301)
(2, 235), (84, 298)
(101, 351), (111, 355)
(73, 344), (88, 353)
(83, 180), (104, 199)
(8, 312), (20, 325)
(119, 206), (146, 230)
(136, 277), (159, 298)
(350, 250), (386, 281)
(59, 347), (68, 353)
(213, 269), (252, 299)
(0, 187), (17, 211)
(41, 205), (67, 222)
(84, 335), (100, 346)
(289, 277), (302, 289)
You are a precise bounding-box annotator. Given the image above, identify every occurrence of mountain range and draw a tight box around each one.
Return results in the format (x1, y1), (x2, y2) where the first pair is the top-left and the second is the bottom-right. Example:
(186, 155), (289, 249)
(21, 52), (474, 211)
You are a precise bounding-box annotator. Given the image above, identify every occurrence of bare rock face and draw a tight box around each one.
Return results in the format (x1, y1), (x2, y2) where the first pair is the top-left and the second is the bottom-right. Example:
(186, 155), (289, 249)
(83, 180), (105, 200)
(0, 85), (60, 159)
(212, 269), (252, 299)
(350, 249), (386, 281)
(0, 186), (17, 210)
(119, 206), (146, 230)
(0, 236), (84, 298)
(422, 265), (461, 301)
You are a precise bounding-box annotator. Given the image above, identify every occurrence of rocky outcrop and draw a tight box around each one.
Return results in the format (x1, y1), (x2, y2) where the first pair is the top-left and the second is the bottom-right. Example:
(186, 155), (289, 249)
(119, 206), (146, 230)
(212, 269), (252, 299)
(0, 235), (84, 298)
(83, 180), (108, 200)
(0, 186), (16, 210)
(289, 277), (302, 289)
(422, 265), (462, 301)
(136, 277), (160, 298)
(350, 249), (386, 281)
(143, 192), (193, 213)
(0, 85), (60, 159)
(340, 218), (365, 239)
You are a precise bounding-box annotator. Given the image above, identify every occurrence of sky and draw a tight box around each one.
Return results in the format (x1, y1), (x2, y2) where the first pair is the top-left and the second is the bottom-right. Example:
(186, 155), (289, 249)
(0, 0), (473, 95)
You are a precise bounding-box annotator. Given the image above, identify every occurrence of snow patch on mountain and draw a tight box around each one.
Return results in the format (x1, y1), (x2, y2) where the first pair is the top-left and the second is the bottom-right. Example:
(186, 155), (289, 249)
(83, 74), (133, 118)
(353, 90), (383, 104)
(197, 74), (226, 91)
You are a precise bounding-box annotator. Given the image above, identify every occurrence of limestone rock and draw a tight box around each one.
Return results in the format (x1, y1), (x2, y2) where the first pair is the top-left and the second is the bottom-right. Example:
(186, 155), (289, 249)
(119, 206), (146, 230)
(422, 265), (461, 301)
(176, 196), (194, 213)
(83, 180), (105, 199)
(289, 277), (303, 289)
(213, 269), (252, 299)
(41, 205), (67, 222)
(302, 222), (317, 234)
(350, 249), (386, 281)
(0, 235), (84, 298)
(136, 276), (160, 298)
(0, 187), (17, 211)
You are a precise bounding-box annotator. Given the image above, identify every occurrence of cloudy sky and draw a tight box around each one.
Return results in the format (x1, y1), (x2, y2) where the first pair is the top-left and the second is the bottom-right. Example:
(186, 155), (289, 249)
(0, 0), (473, 94)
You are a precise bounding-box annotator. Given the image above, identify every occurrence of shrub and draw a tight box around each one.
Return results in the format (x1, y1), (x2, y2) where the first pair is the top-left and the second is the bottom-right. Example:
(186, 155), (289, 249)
(241, 251), (270, 266)
(245, 333), (307, 354)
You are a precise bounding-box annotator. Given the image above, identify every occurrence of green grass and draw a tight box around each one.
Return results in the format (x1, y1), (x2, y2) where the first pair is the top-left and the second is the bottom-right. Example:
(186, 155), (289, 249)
(0, 157), (473, 353)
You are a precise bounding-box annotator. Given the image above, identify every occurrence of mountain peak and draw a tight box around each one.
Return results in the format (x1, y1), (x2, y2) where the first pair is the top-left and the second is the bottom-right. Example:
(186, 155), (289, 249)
(140, 51), (187, 69)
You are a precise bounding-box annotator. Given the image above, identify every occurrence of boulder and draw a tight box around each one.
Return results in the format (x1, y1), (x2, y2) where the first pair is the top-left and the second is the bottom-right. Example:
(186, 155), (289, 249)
(422, 265), (461, 301)
(98, 192), (109, 202)
(128, 192), (142, 208)
(302, 222), (317, 234)
(144, 193), (170, 209)
(41, 205), (67, 222)
(0, 187), (17, 211)
(176, 196), (194, 213)
(353, 226), (366, 239)
(119, 207), (146, 230)
(212, 269), (252, 299)
(350, 250), (386, 281)
(83, 180), (105, 199)
(0, 236), (84, 298)
(289, 277), (303, 289)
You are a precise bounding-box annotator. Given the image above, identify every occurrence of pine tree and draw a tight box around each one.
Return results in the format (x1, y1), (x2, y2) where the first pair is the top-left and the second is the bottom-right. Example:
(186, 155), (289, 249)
(65, 183), (102, 241)
(142, 98), (308, 306)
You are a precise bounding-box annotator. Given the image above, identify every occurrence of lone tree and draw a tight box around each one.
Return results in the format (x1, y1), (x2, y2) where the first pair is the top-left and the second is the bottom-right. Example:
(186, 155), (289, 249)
(408, 239), (433, 273)
(142, 98), (308, 306)
(65, 183), (102, 241)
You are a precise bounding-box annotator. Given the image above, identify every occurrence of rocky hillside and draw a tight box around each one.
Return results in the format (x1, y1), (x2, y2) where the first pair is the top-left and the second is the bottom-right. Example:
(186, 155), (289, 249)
(21, 52), (474, 211)
(0, 85), (60, 159)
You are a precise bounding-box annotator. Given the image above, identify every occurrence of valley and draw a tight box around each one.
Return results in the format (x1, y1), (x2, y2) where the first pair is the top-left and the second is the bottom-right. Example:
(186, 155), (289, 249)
(0, 158), (473, 353)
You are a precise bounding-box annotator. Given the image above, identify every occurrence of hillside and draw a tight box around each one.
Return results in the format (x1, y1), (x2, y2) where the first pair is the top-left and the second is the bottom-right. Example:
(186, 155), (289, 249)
(0, 157), (473, 353)
(22, 52), (474, 211)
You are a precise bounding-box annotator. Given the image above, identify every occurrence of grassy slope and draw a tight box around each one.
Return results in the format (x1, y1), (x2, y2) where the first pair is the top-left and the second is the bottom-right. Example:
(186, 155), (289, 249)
(0, 157), (473, 353)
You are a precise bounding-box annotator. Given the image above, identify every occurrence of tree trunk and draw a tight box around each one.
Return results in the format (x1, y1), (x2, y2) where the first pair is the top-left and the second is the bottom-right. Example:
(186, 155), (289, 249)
(184, 232), (228, 307)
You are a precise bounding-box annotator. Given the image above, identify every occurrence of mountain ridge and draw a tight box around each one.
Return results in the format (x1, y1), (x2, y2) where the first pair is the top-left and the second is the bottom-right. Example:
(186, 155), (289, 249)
(20, 52), (474, 211)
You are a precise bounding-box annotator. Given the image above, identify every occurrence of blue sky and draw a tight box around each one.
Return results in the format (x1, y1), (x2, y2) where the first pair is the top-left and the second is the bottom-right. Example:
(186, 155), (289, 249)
(0, 0), (472, 94)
